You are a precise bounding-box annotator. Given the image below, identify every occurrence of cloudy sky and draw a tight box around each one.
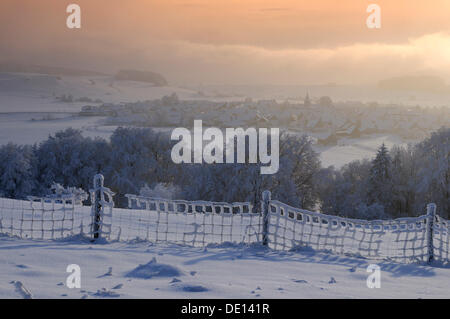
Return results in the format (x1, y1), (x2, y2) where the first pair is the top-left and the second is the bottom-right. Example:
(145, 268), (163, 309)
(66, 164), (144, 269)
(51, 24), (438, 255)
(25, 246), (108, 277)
(1, 0), (450, 85)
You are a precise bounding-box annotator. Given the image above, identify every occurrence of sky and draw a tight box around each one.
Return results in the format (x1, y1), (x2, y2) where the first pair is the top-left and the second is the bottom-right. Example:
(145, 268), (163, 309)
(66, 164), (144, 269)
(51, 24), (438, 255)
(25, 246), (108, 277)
(1, 0), (450, 85)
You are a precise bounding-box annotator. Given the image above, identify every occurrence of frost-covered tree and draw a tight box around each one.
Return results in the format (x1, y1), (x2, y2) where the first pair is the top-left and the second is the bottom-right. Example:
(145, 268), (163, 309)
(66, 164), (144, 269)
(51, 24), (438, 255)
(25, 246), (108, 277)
(177, 132), (320, 211)
(317, 160), (374, 218)
(317, 129), (449, 220)
(414, 127), (450, 218)
(0, 143), (37, 199)
(106, 127), (175, 206)
(354, 202), (388, 220)
(367, 143), (392, 213)
(35, 128), (110, 196)
(273, 133), (321, 209)
(389, 145), (419, 217)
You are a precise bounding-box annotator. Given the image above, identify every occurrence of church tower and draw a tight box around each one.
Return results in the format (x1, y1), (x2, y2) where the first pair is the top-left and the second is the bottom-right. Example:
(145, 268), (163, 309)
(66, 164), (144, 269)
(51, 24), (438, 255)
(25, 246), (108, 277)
(304, 91), (311, 107)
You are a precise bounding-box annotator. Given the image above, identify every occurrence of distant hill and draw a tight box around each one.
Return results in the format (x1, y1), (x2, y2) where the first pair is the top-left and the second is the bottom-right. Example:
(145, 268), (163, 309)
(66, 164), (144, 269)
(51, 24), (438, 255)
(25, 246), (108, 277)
(114, 70), (168, 86)
(0, 62), (106, 77)
(377, 75), (447, 92)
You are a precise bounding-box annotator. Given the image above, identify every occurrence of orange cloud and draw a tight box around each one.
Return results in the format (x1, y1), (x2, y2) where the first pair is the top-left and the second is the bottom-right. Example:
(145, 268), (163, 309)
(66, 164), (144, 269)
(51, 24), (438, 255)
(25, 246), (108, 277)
(1, 1), (450, 84)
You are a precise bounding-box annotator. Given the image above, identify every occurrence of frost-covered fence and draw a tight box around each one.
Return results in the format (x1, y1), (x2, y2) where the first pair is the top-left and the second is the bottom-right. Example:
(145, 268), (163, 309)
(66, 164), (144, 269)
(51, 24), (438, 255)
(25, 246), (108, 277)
(0, 196), (89, 240)
(109, 191), (447, 263)
(266, 199), (431, 263)
(90, 174), (114, 241)
(109, 195), (262, 246)
(432, 213), (450, 262)
(0, 174), (448, 264)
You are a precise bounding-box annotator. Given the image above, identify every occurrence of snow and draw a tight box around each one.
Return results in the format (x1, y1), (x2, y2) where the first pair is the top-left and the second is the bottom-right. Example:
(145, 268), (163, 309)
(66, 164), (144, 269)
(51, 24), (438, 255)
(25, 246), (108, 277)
(0, 72), (197, 146)
(125, 257), (183, 279)
(0, 73), (198, 105)
(317, 134), (407, 168)
(0, 237), (448, 299)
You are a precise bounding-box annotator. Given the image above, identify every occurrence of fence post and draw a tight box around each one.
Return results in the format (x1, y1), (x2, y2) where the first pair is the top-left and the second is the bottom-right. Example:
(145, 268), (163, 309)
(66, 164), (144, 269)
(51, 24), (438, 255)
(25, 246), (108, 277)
(262, 190), (271, 246)
(91, 174), (104, 241)
(426, 203), (437, 264)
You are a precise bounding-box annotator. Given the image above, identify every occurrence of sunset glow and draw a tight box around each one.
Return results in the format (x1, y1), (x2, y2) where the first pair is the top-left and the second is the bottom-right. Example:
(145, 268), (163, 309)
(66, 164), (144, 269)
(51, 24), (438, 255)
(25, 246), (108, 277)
(2, 0), (450, 84)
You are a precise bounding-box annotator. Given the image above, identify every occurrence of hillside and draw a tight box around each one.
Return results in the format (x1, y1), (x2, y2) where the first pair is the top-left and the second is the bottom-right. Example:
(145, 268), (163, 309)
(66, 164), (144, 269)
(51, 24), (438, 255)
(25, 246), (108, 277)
(114, 69), (168, 86)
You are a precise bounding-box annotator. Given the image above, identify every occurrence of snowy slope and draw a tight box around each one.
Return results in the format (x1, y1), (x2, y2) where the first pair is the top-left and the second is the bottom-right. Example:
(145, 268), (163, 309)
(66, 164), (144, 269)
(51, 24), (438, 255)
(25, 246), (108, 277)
(0, 237), (448, 299)
(317, 134), (407, 168)
(0, 72), (198, 106)
(0, 72), (197, 145)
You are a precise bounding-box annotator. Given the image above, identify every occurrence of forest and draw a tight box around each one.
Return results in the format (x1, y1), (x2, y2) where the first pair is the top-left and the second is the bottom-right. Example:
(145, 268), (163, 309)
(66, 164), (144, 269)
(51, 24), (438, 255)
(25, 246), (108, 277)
(0, 126), (448, 219)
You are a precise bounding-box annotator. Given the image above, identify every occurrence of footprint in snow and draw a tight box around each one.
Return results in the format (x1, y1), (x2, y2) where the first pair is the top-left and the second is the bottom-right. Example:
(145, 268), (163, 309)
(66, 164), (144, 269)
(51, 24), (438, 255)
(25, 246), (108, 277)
(328, 277), (337, 284)
(125, 257), (182, 279)
(112, 284), (123, 290)
(180, 285), (208, 292)
(15, 264), (28, 269)
(93, 288), (120, 298)
(349, 266), (357, 272)
(171, 283), (209, 293)
(292, 279), (308, 284)
(170, 278), (182, 284)
(190, 271), (197, 276)
(97, 267), (113, 278)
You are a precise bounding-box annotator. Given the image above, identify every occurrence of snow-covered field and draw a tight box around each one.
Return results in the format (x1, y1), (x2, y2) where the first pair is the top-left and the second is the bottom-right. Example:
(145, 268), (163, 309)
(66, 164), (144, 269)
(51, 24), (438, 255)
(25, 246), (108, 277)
(317, 134), (407, 168)
(0, 236), (449, 299)
(0, 73), (196, 145)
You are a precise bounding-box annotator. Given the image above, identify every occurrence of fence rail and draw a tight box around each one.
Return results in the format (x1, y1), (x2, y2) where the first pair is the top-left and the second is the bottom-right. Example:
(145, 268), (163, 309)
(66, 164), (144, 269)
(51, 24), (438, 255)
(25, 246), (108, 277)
(267, 199), (430, 263)
(0, 174), (448, 264)
(116, 195), (261, 246)
(0, 196), (86, 240)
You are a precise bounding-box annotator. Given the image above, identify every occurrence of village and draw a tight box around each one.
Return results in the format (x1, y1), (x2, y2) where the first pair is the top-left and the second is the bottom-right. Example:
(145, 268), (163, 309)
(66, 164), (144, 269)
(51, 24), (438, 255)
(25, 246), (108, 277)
(79, 92), (450, 145)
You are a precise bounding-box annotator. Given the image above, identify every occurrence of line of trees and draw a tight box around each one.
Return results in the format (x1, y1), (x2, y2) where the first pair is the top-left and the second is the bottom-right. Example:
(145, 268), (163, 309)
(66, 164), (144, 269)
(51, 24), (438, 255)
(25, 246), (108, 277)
(317, 127), (449, 219)
(0, 126), (448, 219)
